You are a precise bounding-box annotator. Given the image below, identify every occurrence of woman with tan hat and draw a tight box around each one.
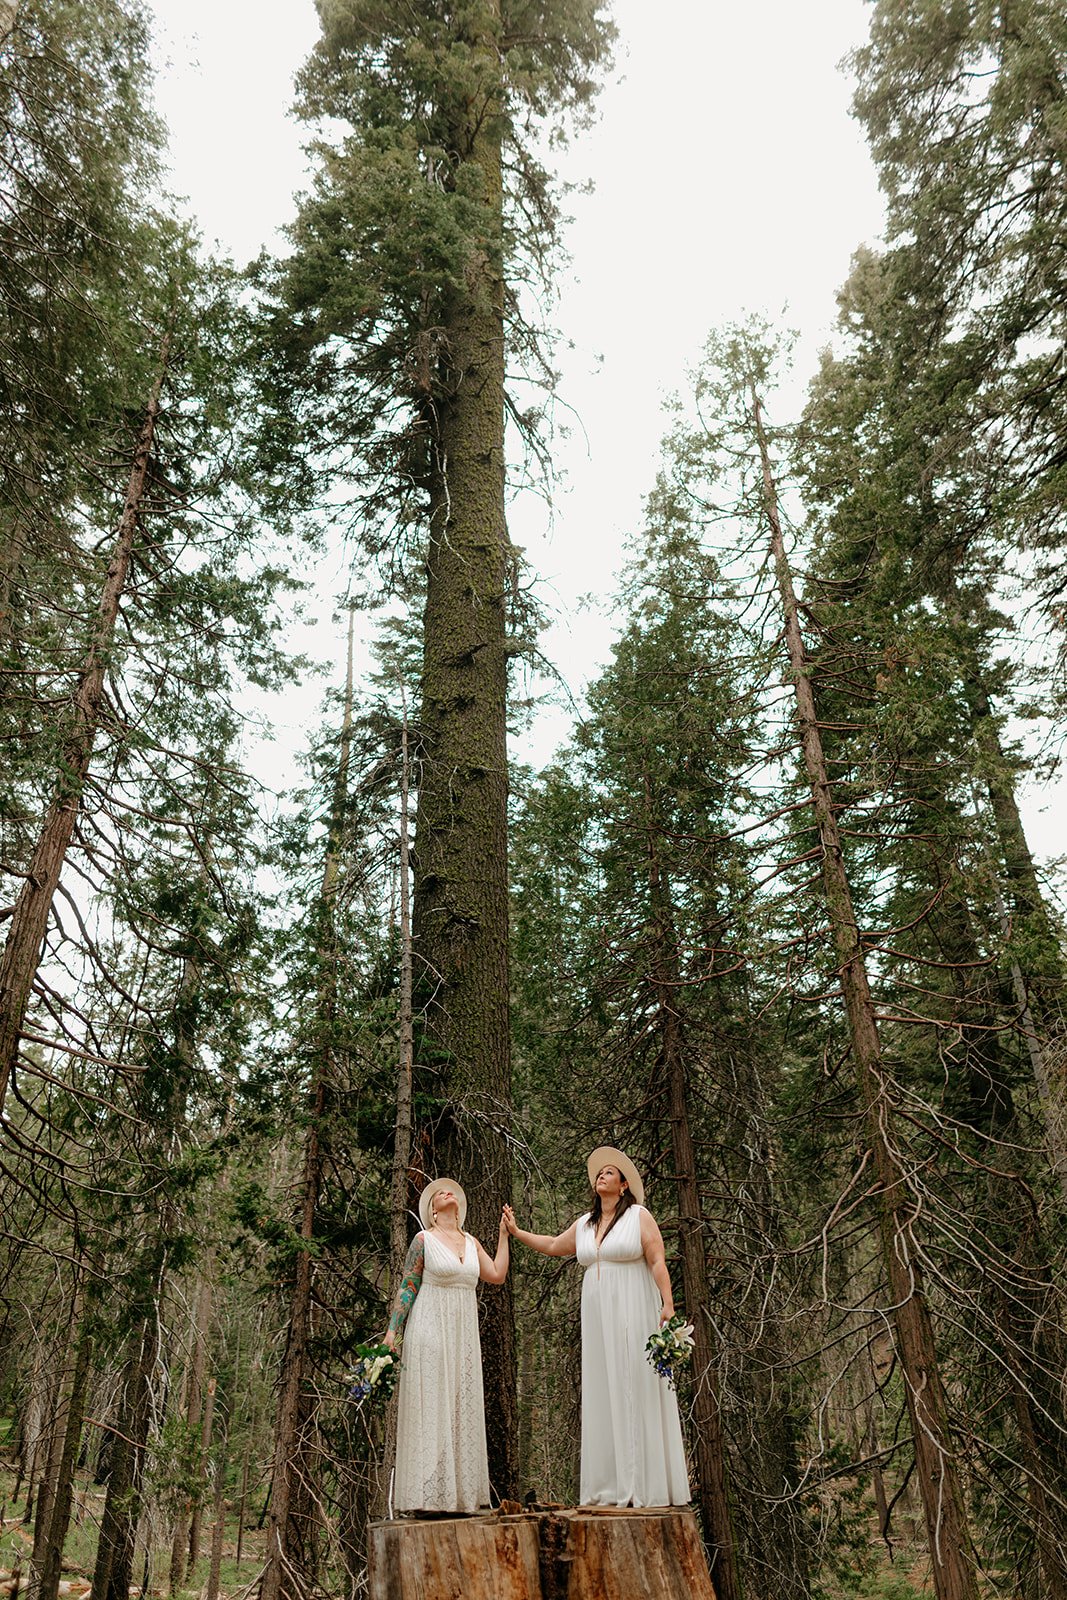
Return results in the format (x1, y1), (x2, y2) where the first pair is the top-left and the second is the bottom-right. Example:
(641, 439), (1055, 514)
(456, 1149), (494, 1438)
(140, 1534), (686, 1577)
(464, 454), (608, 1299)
(504, 1148), (690, 1508)
(384, 1178), (509, 1514)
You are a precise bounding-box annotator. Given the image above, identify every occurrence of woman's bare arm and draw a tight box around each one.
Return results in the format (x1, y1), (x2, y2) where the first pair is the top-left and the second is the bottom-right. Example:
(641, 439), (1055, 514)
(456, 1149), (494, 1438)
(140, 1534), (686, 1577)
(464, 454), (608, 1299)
(477, 1210), (511, 1285)
(503, 1205), (578, 1258)
(384, 1233), (425, 1346)
(639, 1209), (675, 1324)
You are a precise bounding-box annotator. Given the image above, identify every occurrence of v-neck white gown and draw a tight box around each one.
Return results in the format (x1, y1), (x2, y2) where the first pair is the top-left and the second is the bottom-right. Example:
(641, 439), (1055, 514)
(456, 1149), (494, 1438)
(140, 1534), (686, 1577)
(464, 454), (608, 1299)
(393, 1228), (491, 1513)
(575, 1203), (691, 1507)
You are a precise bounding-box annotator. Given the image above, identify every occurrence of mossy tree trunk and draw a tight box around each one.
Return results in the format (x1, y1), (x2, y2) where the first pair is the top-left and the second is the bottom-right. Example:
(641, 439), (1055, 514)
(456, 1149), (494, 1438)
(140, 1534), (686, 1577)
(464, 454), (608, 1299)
(412, 0), (517, 1504)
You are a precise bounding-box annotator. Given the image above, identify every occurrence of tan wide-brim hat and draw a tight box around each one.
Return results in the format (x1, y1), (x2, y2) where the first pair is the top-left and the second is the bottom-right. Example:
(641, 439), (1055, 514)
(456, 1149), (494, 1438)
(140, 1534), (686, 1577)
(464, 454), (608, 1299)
(419, 1177), (468, 1231)
(587, 1147), (644, 1206)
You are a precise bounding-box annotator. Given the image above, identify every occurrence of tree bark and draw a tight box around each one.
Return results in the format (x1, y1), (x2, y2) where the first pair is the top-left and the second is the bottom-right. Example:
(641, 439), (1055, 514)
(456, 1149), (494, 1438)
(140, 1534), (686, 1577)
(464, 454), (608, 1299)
(29, 1350), (67, 1575)
(641, 773), (742, 1600)
(391, 705), (415, 1282)
(0, 337), (169, 1118)
(187, 1374), (217, 1575)
(0, 2), (18, 48)
(235, 1387), (258, 1568)
(260, 609), (356, 1600)
(89, 1311), (160, 1600)
(411, 0), (516, 1501)
(367, 1509), (716, 1600)
(379, 700), (416, 1517)
(34, 1317), (93, 1600)
(14, 1344), (45, 1524)
(169, 1271), (212, 1593)
(753, 390), (980, 1600)
(204, 1449), (227, 1600)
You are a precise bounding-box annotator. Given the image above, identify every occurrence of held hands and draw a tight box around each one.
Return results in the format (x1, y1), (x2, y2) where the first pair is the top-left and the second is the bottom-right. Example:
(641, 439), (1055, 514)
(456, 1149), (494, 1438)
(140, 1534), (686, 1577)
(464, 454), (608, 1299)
(502, 1203), (519, 1237)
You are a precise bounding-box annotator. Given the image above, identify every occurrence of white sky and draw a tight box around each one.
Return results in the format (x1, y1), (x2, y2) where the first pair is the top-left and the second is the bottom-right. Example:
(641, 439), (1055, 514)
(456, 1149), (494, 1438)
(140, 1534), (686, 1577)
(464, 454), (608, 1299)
(144, 0), (1063, 865)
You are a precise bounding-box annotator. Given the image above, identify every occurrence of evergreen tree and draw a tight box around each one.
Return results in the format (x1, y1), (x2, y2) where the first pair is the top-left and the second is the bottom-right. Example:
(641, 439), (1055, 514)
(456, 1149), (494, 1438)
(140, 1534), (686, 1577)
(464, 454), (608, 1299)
(268, 0), (615, 1498)
(798, 257), (1067, 1592)
(511, 471), (815, 1595)
(850, 0), (1067, 685)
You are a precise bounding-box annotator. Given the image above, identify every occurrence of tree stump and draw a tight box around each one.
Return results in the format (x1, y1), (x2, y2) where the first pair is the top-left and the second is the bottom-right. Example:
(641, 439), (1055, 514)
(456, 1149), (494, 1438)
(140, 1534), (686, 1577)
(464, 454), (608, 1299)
(368, 1507), (716, 1600)
(368, 1515), (542, 1600)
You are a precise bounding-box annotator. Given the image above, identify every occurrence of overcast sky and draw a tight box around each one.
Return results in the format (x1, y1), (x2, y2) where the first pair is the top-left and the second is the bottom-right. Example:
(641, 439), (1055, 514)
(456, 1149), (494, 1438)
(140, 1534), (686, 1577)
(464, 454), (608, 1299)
(143, 0), (1063, 861)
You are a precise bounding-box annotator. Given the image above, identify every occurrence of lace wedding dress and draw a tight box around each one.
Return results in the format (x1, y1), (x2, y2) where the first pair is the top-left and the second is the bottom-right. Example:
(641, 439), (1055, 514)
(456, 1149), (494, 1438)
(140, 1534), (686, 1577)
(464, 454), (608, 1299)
(393, 1229), (491, 1513)
(576, 1203), (691, 1506)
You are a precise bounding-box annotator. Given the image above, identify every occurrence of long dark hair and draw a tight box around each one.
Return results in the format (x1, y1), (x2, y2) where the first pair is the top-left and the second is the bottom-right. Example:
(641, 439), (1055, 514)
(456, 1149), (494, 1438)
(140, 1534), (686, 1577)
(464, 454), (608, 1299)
(586, 1184), (638, 1246)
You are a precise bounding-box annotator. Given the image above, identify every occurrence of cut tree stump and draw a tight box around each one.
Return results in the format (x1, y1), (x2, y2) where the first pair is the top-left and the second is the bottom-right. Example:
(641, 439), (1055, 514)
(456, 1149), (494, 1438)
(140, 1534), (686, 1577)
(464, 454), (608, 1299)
(367, 1507), (716, 1600)
(368, 1514), (541, 1600)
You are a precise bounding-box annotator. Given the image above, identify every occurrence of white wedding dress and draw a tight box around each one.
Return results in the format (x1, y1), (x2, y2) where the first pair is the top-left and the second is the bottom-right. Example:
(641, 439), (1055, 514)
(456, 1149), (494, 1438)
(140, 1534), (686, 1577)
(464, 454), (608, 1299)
(575, 1203), (691, 1506)
(393, 1229), (491, 1513)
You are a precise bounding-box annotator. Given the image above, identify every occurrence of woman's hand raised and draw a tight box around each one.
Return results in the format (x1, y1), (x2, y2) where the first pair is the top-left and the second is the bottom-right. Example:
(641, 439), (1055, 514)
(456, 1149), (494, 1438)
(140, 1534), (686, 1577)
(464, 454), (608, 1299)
(502, 1203), (518, 1236)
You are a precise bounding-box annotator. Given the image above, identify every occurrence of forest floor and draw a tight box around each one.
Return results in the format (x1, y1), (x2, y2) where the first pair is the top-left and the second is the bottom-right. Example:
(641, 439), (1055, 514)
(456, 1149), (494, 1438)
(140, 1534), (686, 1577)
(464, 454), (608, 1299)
(0, 1445), (949, 1600)
(0, 1458), (269, 1598)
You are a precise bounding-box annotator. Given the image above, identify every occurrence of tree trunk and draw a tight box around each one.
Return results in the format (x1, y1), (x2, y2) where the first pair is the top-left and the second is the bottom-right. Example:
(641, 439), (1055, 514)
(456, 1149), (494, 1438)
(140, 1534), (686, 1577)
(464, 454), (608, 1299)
(0, 338), (169, 1118)
(168, 1270), (212, 1593)
(411, 0), (516, 1502)
(753, 390), (980, 1600)
(17, 1345), (46, 1527)
(167, 1374), (190, 1595)
(235, 1387), (257, 1568)
(204, 1444), (227, 1600)
(29, 1350), (67, 1574)
(380, 702), (416, 1517)
(260, 610), (356, 1600)
(259, 1103), (322, 1600)
(90, 1311), (160, 1600)
(36, 1321), (94, 1600)
(641, 775), (741, 1600)
(391, 705), (416, 1281)
(187, 1374), (217, 1576)
(0, 2), (18, 48)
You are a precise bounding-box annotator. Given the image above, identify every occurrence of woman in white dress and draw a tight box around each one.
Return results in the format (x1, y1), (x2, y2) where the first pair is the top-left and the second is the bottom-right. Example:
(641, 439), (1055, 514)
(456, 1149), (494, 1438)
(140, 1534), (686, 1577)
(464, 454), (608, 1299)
(384, 1177), (509, 1514)
(504, 1147), (690, 1508)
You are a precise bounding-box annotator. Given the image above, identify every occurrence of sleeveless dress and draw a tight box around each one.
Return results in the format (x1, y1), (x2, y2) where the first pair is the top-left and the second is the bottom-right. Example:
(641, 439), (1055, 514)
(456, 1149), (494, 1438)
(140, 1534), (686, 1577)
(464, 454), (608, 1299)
(393, 1229), (491, 1513)
(575, 1203), (691, 1506)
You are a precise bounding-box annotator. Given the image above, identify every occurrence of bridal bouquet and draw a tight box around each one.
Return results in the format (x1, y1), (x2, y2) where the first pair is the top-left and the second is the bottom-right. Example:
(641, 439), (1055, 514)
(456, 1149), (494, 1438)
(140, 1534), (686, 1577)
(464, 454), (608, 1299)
(646, 1314), (695, 1388)
(346, 1342), (399, 1406)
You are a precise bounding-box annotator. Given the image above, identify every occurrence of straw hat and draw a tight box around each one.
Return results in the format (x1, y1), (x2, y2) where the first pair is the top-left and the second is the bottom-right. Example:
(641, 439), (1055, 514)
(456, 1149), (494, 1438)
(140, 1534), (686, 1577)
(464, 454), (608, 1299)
(418, 1177), (468, 1231)
(586, 1147), (644, 1206)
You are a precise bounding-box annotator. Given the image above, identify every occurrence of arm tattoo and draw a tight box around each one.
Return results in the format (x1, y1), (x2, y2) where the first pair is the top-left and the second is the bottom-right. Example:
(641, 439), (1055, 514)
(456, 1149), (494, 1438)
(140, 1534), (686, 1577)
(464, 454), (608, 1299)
(387, 1234), (425, 1341)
